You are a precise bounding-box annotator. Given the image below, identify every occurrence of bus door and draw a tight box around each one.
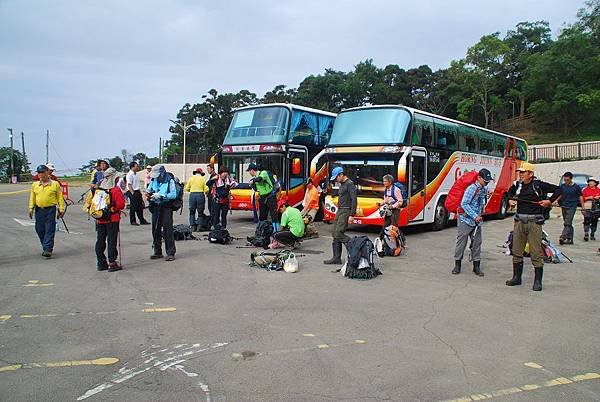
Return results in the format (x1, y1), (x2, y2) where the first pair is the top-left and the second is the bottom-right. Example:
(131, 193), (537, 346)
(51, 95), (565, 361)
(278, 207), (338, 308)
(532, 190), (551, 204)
(287, 148), (308, 207)
(408, 149), (427, 222)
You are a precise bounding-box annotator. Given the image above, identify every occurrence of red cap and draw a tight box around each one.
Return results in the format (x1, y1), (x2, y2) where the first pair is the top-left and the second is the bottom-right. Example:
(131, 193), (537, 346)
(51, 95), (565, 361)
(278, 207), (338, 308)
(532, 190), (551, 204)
(193, 167), (204, 175)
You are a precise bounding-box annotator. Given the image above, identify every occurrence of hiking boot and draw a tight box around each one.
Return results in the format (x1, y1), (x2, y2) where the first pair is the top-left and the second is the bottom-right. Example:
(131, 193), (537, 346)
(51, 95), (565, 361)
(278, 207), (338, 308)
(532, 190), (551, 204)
(591, 233), (596, 241)
(559, 238), (565, 245)
(42, 251), (52, 258)
(323, 242), (342, 265)
(131, 222), (140, 226)
(108, 262), (123, 272)
(150, 254), (164, 260)
(140, 221), (150, 225)
(473, 260), (484, 277)
(165, 255), (175, 262)
(584, 234), (589, 241)
(452, 260), (461, 274)
(97, 261), (108, 271)
(532, 267), (543, 291)
(506, 262), (523, 286)
(564, 238), (573, 245)
(191, 224), (197, 232)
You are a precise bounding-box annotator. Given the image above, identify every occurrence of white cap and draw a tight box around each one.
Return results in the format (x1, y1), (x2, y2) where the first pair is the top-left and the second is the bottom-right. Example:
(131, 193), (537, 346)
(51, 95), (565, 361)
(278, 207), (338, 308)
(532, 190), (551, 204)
(46, 163), (56, 171)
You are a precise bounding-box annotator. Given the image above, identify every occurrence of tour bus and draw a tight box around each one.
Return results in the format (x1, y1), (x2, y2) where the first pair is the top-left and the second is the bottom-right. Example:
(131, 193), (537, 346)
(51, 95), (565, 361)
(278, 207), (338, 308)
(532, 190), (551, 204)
(311, 105), (527, 230)
(220, 103), (336, 210)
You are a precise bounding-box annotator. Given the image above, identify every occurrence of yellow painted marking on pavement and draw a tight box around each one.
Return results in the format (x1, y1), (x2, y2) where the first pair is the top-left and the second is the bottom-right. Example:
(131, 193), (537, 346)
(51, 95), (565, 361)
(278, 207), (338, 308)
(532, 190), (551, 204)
(142, 307), (176, 313)
(0, 189), (29, 195)
(520, 384), (540, 390)
(20, 314), (59, 318)
(354, 339), (366, 344)
(0, 315), (12, 322)
(0, 357), (118, 373)
(544, 377), (573, 386)
(317, 344), (329, 349)
(28, 280), (39, 284)
(572, 372), (600, 381)
(524, 362), (543, 369)
(23, 280), (54, 287)
(302, 333), (315, 337)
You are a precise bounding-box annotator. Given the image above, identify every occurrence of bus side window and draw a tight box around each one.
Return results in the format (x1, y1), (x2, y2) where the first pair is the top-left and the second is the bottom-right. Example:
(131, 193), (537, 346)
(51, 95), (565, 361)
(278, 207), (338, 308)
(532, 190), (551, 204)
(414, 113), (434, 147)
(478, 129), (494, 155)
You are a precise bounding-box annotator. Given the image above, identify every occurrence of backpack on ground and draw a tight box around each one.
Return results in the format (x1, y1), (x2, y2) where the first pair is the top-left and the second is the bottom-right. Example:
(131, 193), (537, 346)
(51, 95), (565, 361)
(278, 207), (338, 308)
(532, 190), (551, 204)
(445, 170), (480, 214)
(385, 182), (408, 208)
(174, 224), (195, 241)
(208, 226), (233, 244)
(377, 225), (405, 257)
(249, 250), (287, 271)
(341, 236), (381, 280)
(166, 173), (184, 212)
(84, 188), (112, 220)
(246, 221), (274, 249)
(195, 215), (212, 232)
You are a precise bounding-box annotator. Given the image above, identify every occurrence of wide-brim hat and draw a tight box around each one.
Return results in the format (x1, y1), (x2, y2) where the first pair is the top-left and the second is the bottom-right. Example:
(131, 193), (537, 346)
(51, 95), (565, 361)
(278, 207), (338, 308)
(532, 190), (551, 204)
(588, 177), (599, 184)
(516, 162), (535, 173)
(150, 164), (163, 179)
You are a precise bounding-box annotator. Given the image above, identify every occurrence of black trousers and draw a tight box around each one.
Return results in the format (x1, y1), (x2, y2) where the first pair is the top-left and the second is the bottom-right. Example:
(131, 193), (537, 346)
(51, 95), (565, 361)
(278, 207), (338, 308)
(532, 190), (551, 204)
(259, 194), (277, 222)
(212, 201), (229, 229)
(96, 221), (119, 264)
(151, 206), (176, 256)
(129, 190), (147, 224)
(274, 230), (300, 246)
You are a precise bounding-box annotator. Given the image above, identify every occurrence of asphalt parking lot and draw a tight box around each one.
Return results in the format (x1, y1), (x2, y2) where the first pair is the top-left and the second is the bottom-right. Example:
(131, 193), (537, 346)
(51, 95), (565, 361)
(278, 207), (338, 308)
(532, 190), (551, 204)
(1, 183), (599, 402)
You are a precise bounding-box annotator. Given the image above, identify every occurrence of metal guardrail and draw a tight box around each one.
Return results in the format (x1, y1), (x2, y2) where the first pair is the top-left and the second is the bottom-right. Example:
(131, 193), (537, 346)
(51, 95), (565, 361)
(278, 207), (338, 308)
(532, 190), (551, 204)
(528, 141), (600, 162)
(165, 153), (213, 164)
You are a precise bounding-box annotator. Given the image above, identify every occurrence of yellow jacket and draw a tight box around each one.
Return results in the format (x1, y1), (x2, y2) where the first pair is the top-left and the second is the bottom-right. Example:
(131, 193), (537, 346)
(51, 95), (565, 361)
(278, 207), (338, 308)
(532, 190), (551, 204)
(184, 175), (209, 193)
(29, 180), (66, 212)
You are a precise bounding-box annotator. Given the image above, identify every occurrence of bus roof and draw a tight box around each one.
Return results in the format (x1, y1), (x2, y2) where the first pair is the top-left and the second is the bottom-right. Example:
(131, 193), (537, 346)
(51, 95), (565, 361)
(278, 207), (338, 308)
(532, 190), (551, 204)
(338, 104), (526, 143)
(233, 103), (337, 118)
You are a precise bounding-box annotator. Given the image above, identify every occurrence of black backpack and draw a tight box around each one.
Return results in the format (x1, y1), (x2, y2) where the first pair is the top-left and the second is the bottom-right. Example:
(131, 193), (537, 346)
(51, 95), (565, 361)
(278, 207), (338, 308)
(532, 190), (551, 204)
(247, 221), (274, 249)
(195, 215), (212, 232)
(208, 227), (233, 244)
(173, 224), (195, 241)
(343, 236), (381, 280)
(166, 173), (184, 211)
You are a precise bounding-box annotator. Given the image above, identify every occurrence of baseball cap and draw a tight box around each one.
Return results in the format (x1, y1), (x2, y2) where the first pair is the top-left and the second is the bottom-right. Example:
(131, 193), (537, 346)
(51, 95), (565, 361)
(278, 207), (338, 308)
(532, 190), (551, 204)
(46, 163), (55, 171)
(277, 198), (287, 209)
(193, 167), (204, 175)
(478, 168), (493, 182)
(516, 162), (535, 173)
(36, 165), (49, 173)
(246, 163), (258, 172)
(330, 166), (344, 181)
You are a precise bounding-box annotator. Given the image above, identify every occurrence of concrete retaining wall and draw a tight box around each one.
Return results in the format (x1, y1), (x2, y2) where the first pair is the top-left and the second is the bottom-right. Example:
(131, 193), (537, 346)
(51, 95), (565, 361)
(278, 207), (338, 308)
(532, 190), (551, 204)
(533, 159), (600, 183)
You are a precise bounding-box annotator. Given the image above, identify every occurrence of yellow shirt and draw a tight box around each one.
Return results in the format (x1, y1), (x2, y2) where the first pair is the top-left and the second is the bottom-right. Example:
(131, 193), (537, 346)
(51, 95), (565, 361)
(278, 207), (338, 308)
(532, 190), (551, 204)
(184, 175), (209, 193)
(29, 180), (66, 212)
(89, 169), (97, 183)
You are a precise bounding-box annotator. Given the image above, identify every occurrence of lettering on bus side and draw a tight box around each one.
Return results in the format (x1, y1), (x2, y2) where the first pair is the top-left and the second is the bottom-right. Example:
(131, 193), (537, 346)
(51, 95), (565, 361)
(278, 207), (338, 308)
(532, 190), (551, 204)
(428, 151), (440, 163)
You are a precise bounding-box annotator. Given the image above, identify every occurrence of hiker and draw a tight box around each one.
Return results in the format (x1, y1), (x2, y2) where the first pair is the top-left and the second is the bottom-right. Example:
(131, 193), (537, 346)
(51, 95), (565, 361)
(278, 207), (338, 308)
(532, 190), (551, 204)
(91, 159), (109, 189)
(206, 166), (237, 229)
(300, 178), (320, 223)
(381, 174), (404, 227)
(506, 162), (561, 291)
(32, 162), (58, 181)
(324, 166), (357, 265)
(144, 165), (152, 188)
(206, 163), (218, 221)
(185, 167), (209, 231)
(580, 177), (600, 241)
(273, 200), (305, 248)
(557, 172), (582, 245)
(147, 165), (178, 261)
(28, 165), (66, 258)
(94, 168), (126, 271)
(247, 163), (278, 228)
(451, 168), (492, 277)
(126, 162), (149, 226)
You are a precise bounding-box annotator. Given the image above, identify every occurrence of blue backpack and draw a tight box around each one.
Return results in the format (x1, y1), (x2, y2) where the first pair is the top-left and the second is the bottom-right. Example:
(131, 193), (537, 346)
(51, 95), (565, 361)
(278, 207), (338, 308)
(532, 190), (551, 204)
(385, 182), (408, 208)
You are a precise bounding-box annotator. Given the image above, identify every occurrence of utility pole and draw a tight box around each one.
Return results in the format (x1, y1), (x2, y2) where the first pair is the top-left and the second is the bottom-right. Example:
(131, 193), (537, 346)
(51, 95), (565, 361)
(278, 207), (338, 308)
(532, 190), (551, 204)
(46, 129), (49, 163)
(159, 137), (162, 163)
(7, 128), (14, 178)
(21, 132), (28, 172)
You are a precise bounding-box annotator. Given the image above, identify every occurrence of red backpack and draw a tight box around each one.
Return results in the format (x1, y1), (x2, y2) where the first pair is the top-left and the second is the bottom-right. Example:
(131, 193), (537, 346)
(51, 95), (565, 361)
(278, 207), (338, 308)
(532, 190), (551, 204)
(444, 170), (479, 213)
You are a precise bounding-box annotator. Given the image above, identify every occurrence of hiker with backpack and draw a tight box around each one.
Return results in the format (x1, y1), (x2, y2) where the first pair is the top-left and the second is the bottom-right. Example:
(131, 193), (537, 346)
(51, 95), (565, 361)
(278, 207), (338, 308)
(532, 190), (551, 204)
(273, 200), (305, 248)
(28, 164), (66, 259)
(247, 163), (279, 229)
(506, 162), (561, 291)
(206, 166), (237, 230)
(185, 167), (209, 231)
(147, 165), (178, 261)
(126, 162), (149, 226)
(580, 177), (600, 241)
(324, 166), (357, 266)
(380, 174), (406, 228)
(451, 168), (492, 277)
(93, 168), (126, 271)
(206, 163), (218, 221)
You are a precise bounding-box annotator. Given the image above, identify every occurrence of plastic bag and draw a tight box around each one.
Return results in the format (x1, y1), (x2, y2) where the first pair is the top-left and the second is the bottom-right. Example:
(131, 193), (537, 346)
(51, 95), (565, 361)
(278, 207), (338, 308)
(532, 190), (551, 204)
(283, 252), (298, 273)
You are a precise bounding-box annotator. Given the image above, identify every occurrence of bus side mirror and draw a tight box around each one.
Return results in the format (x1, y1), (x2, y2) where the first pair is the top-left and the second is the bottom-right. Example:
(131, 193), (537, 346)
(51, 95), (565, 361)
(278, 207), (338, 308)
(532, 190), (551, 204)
(292, 158), (301, 175)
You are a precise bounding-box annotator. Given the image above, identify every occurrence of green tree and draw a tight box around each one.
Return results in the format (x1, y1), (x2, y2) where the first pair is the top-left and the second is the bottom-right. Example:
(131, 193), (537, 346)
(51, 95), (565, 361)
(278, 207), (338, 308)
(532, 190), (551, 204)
(0, 147), (27, 182)
(262, 85), (297, 103)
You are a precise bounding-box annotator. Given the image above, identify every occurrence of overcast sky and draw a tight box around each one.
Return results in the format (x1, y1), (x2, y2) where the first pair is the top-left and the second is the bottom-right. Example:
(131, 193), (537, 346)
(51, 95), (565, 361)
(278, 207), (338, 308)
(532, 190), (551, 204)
(0, 0), (585, 173)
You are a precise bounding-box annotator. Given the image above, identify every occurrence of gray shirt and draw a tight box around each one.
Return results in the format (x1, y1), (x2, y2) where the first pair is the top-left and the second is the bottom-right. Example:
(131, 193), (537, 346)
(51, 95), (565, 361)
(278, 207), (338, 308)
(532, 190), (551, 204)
(338, 179), (357, 215)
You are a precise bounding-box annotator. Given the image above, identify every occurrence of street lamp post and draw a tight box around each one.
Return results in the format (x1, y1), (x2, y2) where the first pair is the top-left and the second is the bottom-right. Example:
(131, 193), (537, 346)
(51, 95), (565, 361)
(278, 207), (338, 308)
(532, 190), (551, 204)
(7, 128), (14, 179)
(509, 101), (515, 119)
(169, 120), (197, 183)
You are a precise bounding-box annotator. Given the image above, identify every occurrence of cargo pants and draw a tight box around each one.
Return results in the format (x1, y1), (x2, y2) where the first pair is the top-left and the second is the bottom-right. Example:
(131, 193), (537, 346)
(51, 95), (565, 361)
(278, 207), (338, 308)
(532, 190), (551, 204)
(512, 216), (544, 269)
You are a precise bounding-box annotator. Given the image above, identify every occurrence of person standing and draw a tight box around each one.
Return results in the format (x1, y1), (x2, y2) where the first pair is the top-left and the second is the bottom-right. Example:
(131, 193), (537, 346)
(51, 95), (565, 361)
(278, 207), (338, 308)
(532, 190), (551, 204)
(91, 160), (109, 189)
(95, 168), (126, 271)
(28, 165), (66, 258)
(185, 167), (209, 231)
(206, 163), (218, 221)
(274, 201), (305, 247)
(247, 163), (277, 226)
(147, 165), (178, 261)
(580, 177), (600, 241)
(144, 165), (153, 188)
(381, 174), (404, 228)
(126, 162), (149, 226)
(452, 169), (492, 277)
(323, 167), (357, 265)
(557, 172), (582, 245)
(300, 178), (320, 223)
(506, 162), (561, 292)
(206, 167), (237, 229)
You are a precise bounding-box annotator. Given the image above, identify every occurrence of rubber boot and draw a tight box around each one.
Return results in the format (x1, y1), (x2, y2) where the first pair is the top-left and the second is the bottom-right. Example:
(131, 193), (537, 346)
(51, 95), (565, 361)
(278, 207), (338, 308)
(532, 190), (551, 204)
(473, 260), (484, 277)
(506, 262), (523, 286)
(532, 267), (543, 291)
(452, 260), (461, 274)
(323, 242), (343, 265)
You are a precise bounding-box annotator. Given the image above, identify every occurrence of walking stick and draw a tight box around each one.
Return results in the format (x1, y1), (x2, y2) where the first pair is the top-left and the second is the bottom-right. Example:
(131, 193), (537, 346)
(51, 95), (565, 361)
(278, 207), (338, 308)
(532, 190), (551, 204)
(118, 226), (123, 267)
(60, 217), (70, 233)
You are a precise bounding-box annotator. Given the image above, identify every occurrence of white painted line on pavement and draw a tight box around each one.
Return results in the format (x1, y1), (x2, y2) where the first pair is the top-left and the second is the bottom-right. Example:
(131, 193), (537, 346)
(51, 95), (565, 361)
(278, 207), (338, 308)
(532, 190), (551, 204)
(13, 218), (35, 227)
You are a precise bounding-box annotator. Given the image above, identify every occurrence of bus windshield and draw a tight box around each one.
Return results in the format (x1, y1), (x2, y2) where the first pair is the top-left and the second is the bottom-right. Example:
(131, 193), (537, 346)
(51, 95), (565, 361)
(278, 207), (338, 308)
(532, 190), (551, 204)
(330, 155), (401, 197)
(223, 106), (290, 145)
(328, 108), (411, 146)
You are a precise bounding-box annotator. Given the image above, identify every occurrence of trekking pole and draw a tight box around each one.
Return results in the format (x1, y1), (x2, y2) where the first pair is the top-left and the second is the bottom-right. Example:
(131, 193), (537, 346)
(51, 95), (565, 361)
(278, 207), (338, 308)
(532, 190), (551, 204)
(118, 227), (123, 267)
(60, 217), (70, 233)
(560, 250), (573, 263)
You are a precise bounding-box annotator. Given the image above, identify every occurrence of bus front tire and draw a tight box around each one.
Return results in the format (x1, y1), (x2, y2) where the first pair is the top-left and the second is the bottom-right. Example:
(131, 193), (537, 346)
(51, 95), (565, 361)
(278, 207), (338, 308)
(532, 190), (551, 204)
(431, 198), (448, 231)
(495, 194), (509, 219)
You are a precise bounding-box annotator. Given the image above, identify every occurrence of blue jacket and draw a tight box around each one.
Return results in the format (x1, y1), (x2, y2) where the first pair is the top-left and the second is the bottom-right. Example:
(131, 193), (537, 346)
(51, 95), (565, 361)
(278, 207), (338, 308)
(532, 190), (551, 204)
(459, 182), (487, 227)
(148, 178), (177, 205)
